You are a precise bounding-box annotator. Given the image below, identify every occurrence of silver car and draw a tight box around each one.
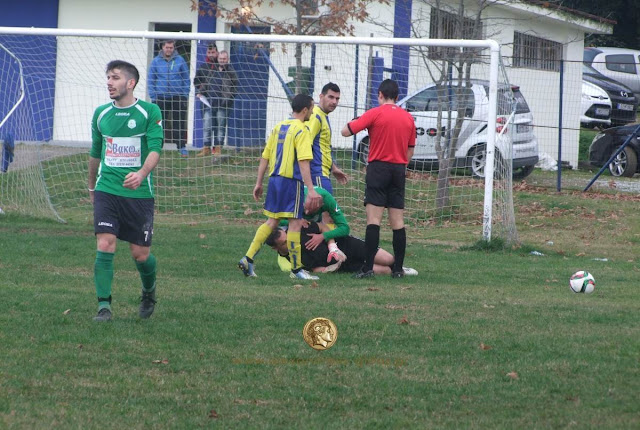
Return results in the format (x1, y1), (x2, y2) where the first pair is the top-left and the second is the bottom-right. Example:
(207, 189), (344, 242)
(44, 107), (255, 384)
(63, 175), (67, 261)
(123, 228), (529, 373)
(356, 80), (539, 179)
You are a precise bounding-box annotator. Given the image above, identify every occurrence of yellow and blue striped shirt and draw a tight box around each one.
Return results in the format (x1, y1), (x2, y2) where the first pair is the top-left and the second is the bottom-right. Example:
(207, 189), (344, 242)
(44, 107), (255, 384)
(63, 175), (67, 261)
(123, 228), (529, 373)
(262, 118), (313, 180)
(306, 106), (333, 178)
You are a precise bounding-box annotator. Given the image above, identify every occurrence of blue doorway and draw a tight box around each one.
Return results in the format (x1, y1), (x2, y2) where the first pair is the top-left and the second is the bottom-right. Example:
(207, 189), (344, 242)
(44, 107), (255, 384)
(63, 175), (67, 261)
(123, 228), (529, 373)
(228, 26), (270, 147)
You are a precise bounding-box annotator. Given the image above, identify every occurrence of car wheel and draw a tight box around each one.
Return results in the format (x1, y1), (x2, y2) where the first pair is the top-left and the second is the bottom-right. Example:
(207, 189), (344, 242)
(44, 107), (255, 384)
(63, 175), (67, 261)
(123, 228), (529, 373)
(358, 138), (369, 165)
(469, 145), (487, 178)
(513, 165), (535, 180)
(608, 146), (637, 177)
(468, 145), (505, 179)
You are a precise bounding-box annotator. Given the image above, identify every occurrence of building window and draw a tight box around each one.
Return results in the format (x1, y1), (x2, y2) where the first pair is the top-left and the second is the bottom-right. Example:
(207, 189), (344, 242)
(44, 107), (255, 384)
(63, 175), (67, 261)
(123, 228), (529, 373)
(513, 32), (562, 71)
(300, 0), (319, 17)
(428, 7), (481, 59)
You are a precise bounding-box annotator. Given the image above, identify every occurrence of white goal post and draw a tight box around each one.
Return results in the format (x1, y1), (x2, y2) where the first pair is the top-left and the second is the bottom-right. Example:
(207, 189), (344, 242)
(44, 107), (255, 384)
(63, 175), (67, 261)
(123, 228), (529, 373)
(0, 26), (514, 244)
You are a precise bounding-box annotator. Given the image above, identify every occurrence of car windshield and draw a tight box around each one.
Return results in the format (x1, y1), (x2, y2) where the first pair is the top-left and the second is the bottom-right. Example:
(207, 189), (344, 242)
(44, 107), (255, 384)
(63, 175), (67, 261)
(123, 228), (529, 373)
(583, 63), (603, 76)
(493, 87), (529, 115)
(512, 89), (530, 114)
(583, 48), (601, 64)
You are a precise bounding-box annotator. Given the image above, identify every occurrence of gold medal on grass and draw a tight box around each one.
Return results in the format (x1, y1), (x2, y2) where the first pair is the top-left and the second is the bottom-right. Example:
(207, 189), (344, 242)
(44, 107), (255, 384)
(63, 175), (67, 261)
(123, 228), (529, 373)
(303, 317), (338, 350)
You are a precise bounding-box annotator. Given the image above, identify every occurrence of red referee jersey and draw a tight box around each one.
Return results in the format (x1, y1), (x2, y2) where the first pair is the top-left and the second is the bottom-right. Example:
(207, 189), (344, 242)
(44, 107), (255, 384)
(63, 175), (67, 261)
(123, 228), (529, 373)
(348, 103), (416, 164)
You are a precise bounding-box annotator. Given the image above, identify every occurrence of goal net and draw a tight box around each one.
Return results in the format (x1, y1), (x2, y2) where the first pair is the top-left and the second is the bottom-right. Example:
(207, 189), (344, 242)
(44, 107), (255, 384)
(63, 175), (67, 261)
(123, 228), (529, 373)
(0, 28), (517, 244)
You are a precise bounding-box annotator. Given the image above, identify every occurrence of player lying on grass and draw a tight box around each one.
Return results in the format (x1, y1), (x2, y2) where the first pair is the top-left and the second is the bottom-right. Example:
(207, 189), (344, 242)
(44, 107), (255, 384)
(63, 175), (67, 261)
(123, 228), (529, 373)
(266, 222), (418, 276)
(239, 186), (349, 277)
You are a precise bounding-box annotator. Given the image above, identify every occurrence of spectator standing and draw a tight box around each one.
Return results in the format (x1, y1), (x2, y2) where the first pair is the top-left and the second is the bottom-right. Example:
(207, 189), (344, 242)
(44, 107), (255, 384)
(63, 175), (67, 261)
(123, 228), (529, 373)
(194, 43), (219, 156)
(148, 40), (190, 157)
(341, 79), (416, 279)
(206, 50), (238, 155)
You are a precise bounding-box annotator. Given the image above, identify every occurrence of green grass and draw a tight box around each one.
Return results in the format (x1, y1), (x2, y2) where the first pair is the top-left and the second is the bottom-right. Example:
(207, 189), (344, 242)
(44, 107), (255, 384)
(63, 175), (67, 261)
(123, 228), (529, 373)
(579, 128), (599, 162)
(1, 185), (639, 429)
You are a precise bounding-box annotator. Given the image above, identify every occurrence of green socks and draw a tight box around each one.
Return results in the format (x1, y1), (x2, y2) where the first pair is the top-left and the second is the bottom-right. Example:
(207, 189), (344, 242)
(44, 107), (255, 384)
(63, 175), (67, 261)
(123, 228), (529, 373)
(94, 251), (114, 310)
(135, 253), (157, 293)
(94, 251), (157, 311)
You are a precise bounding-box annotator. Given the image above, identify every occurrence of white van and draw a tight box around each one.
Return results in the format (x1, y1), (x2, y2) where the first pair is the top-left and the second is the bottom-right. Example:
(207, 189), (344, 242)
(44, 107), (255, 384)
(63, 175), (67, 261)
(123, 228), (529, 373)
(584, 47), (640, 94)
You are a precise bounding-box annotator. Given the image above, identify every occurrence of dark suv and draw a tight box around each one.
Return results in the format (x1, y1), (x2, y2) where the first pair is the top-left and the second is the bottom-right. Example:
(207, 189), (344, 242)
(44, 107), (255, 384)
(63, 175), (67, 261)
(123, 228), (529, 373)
(582, 63), (638, 126)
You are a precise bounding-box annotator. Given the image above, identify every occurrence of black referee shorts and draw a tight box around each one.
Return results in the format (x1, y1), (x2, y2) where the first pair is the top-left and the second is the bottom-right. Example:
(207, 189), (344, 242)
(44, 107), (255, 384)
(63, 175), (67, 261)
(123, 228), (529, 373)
(93, 191), (155, 247)
(363, 161), (407, 209)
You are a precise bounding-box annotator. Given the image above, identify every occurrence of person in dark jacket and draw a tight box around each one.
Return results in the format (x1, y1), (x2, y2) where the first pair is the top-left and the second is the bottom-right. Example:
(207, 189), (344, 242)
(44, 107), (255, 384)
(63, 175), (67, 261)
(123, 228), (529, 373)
(148, 40), (190, 157)
(194, 43), (219, 156)
(193, 49), (238, 156)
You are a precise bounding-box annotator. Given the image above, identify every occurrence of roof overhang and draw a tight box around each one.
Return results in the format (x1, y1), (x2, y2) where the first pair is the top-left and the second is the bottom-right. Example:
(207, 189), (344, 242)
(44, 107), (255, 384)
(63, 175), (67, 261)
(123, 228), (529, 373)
(494, 0), (614, 35)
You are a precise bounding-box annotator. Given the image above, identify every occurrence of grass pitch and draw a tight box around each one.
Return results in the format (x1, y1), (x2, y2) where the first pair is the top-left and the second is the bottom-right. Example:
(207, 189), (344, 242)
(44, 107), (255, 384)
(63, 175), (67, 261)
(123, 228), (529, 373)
(1, 186), (639, 429)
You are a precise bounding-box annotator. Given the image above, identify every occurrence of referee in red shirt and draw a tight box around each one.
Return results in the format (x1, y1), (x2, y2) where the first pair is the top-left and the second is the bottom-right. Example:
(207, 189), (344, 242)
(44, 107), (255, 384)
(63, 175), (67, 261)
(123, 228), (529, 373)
(341, 79), (416, 278)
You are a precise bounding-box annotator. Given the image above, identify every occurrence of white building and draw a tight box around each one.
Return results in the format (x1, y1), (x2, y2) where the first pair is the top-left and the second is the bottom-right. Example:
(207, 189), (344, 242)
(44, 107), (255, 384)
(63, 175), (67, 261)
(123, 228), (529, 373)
(0, 0), (614, 167)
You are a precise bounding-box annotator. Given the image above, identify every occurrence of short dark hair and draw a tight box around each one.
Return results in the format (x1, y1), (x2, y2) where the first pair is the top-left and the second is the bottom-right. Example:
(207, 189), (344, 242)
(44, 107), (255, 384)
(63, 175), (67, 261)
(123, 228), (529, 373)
(378, 79), (399, 101)
(265, 227), (284, 247)
(291, 94), (314, 113)
(321, 82), (340, 94)
(161, 39), (175, 47)
(207, 43), (217, 50)
(106, 60), (140, 88)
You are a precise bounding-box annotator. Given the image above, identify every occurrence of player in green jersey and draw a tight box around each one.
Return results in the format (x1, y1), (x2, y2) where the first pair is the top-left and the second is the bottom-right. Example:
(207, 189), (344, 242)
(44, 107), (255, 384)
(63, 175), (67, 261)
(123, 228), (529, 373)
(242, 185), (351, 275)
(275, 186), (350, 272)
(88, 60), (163, 322)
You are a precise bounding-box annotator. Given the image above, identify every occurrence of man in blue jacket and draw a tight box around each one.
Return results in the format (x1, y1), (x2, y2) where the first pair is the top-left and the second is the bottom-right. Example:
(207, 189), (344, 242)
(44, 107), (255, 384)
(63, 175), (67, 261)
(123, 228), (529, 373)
(148, 40), (190, 157)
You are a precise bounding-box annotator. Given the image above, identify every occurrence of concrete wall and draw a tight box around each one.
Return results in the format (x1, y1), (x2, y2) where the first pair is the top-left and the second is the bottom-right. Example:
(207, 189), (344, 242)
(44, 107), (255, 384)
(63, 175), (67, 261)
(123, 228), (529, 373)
(54, 0), (199, 143)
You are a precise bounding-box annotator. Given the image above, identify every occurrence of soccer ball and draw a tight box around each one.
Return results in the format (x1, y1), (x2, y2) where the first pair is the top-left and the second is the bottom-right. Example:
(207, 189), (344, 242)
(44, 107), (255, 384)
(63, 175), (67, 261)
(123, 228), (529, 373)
(569, 271), (595, 294)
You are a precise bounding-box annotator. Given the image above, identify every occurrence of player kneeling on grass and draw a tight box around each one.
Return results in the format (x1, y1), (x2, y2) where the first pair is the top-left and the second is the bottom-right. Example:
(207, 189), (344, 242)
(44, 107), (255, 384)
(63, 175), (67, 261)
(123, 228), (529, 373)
(266, 223), (418, 276)
(88, 60), (163, 322)
(238, 94), (323, 281)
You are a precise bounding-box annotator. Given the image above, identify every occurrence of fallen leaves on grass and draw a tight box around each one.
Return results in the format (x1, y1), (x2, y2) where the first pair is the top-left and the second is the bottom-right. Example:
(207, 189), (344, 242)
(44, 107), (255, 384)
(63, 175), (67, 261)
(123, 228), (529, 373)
(398, 315), (418, 325)
(482, 304), (495, 308)
(234, 399), (269, 405)
(199, 233), (206, 239)
(208, 409), (219, 419)
(479, 343), (492, 350)
(310, 281), (319, 289)
(367, 287), (380, 291)
(506, 371), (519, 380)
(63, 309), (71, 315)
(293, 284), (303, 290)
(152, 359), (169, 365)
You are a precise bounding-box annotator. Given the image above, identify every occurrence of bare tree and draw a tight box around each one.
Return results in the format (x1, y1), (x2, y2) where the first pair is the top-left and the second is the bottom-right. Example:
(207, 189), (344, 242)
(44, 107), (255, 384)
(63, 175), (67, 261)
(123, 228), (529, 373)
(367, 0), (494, 209)
(192, 0), (389, 94)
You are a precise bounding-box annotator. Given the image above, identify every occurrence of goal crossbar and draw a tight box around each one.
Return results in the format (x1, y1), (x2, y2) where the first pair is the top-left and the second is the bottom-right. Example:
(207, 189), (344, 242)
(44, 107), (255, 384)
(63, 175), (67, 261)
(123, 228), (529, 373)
(0, 26), (503, 241)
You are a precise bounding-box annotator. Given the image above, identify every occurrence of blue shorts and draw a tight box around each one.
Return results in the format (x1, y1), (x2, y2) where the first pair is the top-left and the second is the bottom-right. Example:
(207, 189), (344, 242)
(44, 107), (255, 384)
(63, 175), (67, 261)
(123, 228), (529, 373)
(264, 176), (304, 219)
(93, 191), (154, 246)
(313, 175), (333, 194)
